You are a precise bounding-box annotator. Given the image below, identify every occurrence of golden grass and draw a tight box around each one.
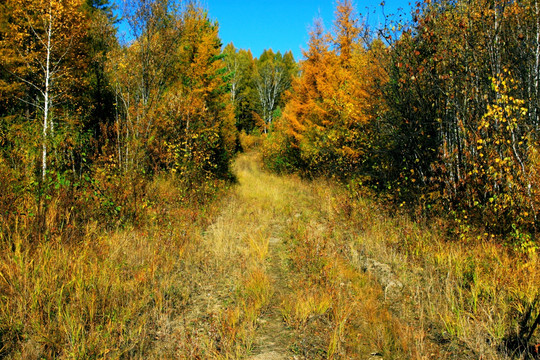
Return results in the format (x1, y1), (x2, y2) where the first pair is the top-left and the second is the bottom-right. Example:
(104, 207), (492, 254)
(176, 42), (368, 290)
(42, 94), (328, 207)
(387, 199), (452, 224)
(281, 289), (332, 328)
(1, 151), (537, 359)
(278, 206), (414, 359)
(329, 187), (540, 359)
(0, 175), (231, 359)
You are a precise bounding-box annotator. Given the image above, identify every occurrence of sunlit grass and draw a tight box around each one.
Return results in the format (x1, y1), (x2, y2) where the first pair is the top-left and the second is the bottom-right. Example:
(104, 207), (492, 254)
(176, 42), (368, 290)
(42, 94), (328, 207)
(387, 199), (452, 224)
(330, 184), (540, 358)
(1, 151), (536, 359)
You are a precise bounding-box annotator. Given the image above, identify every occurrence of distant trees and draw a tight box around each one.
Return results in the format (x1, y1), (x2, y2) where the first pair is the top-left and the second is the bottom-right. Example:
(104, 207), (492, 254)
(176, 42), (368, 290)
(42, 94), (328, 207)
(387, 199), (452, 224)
(255, 49), (297, 132)
(222, 44), (258, 132)
(223, 44), (297, 134)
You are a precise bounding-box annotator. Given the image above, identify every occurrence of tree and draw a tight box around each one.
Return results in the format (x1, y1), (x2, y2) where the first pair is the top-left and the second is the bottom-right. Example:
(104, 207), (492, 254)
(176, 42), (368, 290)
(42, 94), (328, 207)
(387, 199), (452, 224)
(1, 0), (88, 179)
(223, 43), (243, 107)
(254, 49), (296, 133)
(276, 1), (386, 178)
(223, 44), (259, 132)
(108, 1), (236, 180)
(83, 0), (117, 140)
(164, 2), (236, 180)
(377, 0), (540, 239)
(334, 0), (360, 64)
(109, 0), (181, 172)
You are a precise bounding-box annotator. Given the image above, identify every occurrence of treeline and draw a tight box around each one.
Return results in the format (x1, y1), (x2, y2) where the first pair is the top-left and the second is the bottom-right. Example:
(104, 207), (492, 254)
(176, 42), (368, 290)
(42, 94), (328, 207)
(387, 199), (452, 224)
(3, 0), (537, 249)
(262, 0), (540, 250)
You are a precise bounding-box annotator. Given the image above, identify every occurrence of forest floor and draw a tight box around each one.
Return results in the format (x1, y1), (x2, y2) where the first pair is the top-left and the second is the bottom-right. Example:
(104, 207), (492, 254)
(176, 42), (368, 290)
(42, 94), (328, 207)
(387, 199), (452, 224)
(2, 150), (538, 359)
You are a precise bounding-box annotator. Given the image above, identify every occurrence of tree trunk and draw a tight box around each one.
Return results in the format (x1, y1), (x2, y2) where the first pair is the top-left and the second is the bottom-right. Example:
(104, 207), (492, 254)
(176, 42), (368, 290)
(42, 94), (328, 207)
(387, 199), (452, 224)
(42, 10), (53, 180)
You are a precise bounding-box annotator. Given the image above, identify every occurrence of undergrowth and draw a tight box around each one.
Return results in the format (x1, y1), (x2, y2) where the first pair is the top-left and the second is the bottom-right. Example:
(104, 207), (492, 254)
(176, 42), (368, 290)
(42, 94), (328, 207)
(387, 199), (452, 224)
(0, 174), (229, 359)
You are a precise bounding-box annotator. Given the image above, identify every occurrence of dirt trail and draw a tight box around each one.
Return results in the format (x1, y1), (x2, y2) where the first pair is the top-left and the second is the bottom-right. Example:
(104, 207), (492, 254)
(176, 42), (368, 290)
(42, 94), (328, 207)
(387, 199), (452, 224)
(174, 152), (306, 359)
(232, 155), (297, 359)
(248, 227), (294, 359)
(177, 152), (413, 359)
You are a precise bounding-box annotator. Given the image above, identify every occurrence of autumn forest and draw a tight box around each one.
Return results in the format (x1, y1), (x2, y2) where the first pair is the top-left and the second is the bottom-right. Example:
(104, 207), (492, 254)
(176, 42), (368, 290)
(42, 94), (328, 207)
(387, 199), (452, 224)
(0, 0), (539, 358)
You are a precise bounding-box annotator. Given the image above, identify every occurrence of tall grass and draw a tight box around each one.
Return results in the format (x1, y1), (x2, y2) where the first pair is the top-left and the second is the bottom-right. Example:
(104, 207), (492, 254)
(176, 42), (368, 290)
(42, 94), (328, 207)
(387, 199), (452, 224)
(1, 147), (537, 359)
(0, 173), (227, 359)
(332, 184), (540, 358)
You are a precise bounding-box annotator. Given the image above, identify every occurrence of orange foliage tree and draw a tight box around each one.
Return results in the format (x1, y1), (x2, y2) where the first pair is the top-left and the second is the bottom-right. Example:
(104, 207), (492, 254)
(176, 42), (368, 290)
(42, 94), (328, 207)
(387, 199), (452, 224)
(269, 0), (387, 178)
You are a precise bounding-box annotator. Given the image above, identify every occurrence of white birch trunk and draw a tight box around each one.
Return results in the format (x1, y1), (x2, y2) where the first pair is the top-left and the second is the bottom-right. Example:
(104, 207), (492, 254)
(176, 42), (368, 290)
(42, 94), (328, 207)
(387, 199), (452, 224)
(535, 0), (540, 129)
(42, 10), (53, 180)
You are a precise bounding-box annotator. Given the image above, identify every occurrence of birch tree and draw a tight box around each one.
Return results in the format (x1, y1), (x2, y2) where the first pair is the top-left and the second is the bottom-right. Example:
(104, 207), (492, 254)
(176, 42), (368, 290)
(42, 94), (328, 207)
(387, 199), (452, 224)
(109, 0), (181, 171)
(222, 44), (258, 132)
(223, 43), (243, 106)
(1, 0), (87, 179)
(254, 49), (295, 132)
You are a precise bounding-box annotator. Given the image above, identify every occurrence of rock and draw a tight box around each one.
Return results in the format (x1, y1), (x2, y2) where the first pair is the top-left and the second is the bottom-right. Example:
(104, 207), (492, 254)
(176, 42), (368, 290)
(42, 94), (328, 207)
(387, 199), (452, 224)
(349, 246), (403, 299)
(250, 351), (288, 360)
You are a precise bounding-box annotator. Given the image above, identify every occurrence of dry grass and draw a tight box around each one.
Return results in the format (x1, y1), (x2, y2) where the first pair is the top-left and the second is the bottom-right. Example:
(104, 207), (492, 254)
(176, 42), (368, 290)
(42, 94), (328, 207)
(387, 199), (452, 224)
(276, 189), (415, 359)
(332, 188), (540, 359)
(0, 175), (223, 359)
(1, 151), (537, 359)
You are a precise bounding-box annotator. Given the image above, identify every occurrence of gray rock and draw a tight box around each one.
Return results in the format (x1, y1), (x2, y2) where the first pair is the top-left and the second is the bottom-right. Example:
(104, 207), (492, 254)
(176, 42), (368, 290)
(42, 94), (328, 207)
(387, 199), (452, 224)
(349, 246), (403, 299)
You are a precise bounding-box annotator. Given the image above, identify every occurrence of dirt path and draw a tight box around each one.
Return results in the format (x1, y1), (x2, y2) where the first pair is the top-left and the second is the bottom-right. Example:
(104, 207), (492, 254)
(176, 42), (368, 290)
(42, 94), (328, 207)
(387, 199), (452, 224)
(232, 155), (298, 359)
(248, 227), (294, 359)
(174, 152), (414, 359)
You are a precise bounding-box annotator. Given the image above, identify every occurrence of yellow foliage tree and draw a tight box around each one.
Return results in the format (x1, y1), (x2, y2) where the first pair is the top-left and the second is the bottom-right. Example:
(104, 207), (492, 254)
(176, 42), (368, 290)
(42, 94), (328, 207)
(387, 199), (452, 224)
(160, 2), (236, 181)
(1, 0), (87, 179)
(464, 71), (537, 239)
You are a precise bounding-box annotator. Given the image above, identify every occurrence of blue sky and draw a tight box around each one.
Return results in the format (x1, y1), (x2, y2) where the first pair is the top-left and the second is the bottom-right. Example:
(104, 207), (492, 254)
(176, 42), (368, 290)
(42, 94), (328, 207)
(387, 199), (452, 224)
(115, 0), (410, 61)
(203, 0), (411, 60)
